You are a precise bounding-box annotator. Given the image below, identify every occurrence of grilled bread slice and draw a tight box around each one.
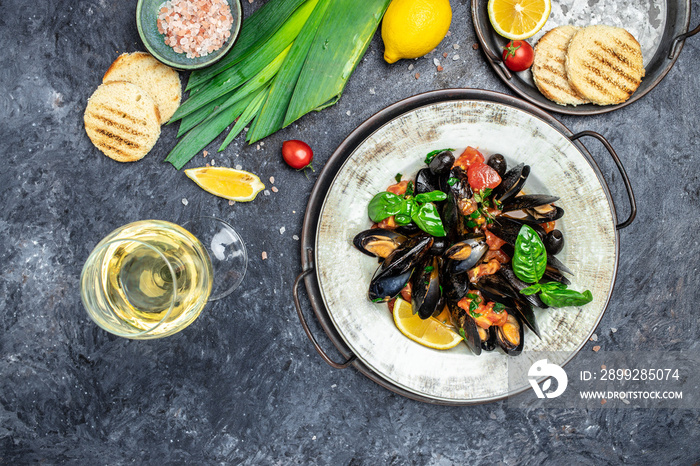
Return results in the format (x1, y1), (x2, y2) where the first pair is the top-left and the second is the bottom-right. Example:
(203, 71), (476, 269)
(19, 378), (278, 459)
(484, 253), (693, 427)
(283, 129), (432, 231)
(565, 25), (644, 106)
(532, 25), (589, 106)
(84, 81), (161, 162)
(103, 52), (181, 124)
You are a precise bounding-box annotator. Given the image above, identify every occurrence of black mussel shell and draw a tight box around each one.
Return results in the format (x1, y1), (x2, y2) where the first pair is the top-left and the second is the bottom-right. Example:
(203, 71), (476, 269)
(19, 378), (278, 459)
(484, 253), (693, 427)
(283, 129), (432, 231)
(544, 229), (564, 255)
(500, 194), (560, 213)
(448, 300), (481, 356)
(429, 151), (456, 175)
(440, 167), (471, 199)
(440, 261), (469, 302)
(490, 217), (545, 246)
(368, 267), (412, 302)
(541, 266), (571, 286)
(493, 163), (529, 204)
(353, 228), (407, 258)
(498, 264), (547, 309)
(487, 153), (507, 178)
(444, 236), (489, 274)
(429, 237), (449, 256)
(415, 168), (442, 195)
(496, 314), (524, 356)
(474, 273), (519, 304)
(509, 298), (541, 339)
(547, 254), (573, 275)
(395, 222), (421, 236)
(412, 256), (442, 320)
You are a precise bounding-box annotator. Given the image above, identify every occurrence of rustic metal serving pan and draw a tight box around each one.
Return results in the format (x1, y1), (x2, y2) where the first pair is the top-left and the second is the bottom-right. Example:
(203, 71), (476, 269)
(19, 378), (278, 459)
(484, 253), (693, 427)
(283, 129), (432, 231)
(472, 0), (699, 115)
(293, 89), (636, 405)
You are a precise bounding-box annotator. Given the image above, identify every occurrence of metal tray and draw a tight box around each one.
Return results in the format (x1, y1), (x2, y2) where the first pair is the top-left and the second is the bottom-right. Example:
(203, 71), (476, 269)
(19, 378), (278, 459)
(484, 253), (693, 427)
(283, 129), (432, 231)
(293, 89), (636, 405)
(472, 0), (699, 115)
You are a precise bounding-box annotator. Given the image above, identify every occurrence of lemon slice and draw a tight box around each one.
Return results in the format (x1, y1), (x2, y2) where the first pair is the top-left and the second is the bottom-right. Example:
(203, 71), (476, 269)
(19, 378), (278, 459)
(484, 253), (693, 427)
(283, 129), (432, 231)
(184, 167), (265, 202)
(392, 298), (462, 350)
(487, 0), (551, 40)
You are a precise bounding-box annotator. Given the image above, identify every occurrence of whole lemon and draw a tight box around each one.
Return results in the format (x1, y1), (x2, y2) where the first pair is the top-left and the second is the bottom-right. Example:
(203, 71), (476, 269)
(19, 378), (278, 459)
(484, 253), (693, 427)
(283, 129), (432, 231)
(381, 0), (452, 64)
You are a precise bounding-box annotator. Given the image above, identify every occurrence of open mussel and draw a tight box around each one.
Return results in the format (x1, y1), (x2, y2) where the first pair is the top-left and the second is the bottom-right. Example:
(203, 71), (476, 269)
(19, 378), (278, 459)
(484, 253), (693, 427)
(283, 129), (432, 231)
(447, 300), (481, 356)
(444, 235), (489, 274)
(499, 264), (547, 310)
(411, 256), (443, 319)
(495, 314), (524, 356)
(478, 325), (497, 351)
(493, 163), (529, 204)
(367, 236), (432, 302)
(353, 228), (408, 258)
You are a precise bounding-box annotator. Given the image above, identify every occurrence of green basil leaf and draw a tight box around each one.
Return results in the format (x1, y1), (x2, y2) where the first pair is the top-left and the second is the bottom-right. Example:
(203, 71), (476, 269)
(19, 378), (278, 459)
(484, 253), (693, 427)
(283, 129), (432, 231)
(447, 177), (458, 186)
(424, 148), (454, 165)
(404, 181), (415, 197)
(520, 284), (542, 295)
(493, 303), (505, 314)
(540, 281), (567, 292)
(512, 225), (548, 284)
(367, 192), (403, 222)
(395, 173), (402, 183)
(411, 202), (446, 237)
(540, 288), (593, 308)
(414, 190), (447, 203)
(469, 309), (483, 318)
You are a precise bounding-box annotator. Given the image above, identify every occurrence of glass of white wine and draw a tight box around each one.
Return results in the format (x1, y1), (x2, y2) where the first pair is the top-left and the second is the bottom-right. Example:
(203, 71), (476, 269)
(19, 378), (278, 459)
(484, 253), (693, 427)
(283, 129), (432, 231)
(80, 218), (246, 339)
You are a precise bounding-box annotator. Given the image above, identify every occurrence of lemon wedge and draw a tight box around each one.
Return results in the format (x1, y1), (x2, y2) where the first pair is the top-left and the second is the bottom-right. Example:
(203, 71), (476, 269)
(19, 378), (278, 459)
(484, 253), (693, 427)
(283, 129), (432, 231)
(381, 0), (452, 64)
(487, 0), (551, 40)
(184, 167), (265, 202)
(392, 298), (462, 350)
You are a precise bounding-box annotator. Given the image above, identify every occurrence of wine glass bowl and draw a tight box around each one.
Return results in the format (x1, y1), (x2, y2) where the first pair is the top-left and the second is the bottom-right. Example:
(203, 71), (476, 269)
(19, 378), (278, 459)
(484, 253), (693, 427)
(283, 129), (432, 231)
(80, 218), (245, 339)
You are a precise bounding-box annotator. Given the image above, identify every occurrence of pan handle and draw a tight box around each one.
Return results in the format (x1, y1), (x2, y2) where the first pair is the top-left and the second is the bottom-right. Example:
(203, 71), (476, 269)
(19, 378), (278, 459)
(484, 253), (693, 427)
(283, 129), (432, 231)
(293, 250), (356, 369)
(669, 21), (700, 59)
(569, 131), (637, 230)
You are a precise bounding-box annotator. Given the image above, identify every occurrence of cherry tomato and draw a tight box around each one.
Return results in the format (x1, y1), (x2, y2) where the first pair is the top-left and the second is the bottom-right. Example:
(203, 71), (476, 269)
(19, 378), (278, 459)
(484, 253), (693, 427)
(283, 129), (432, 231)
(281, 139), (313, 169)
(502, 40), (534, 72)
(467, 163), (502, 191)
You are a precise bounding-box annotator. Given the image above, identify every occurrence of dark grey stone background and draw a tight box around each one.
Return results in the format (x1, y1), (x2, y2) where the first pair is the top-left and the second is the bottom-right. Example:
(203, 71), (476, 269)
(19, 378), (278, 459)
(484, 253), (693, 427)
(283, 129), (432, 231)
(1, 0), (699, 464)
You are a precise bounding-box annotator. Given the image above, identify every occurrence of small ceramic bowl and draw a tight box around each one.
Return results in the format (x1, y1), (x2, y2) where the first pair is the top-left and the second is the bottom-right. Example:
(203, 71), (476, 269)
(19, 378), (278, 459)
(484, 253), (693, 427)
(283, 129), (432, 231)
(136, 0), (243, 71)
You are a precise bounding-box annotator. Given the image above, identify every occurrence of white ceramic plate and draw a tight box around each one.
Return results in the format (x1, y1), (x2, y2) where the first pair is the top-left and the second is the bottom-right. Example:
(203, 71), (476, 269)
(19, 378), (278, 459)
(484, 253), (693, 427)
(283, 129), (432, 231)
(314, 99), (617, 403)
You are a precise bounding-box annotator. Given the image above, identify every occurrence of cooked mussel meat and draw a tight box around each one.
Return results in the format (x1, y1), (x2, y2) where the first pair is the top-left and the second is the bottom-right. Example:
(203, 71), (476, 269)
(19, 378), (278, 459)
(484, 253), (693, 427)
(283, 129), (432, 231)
(478, 325), (497, 351)
(496, 314), (524, 356)
(500, 194), (560, 213)
(353, 228), (408, 258)
(411, 256), (442, 319)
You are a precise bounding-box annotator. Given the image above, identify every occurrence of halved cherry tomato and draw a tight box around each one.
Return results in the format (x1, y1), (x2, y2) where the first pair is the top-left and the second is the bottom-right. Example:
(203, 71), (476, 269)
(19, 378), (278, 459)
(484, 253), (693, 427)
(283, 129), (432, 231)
(502, 40), (534, 72)
(282, 140), (313, 169)
(453, 146), (485, 170)
(467, 163), (502, 191)
(541, 221), (556, 234)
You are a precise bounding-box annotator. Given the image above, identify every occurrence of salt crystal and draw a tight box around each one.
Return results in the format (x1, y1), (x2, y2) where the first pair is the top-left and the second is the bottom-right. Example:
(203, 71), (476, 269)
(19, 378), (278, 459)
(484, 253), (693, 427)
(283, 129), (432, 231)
(228, 200), (234, 205)
(235, 164), (242, 170)
(453, 44), (460, 50)
(453, 55), (460, 61)
(369, 88), (375, 95)
(414, 73), (420, 79)
(203, 150), (208, 157)
(590, 334), (598, 341)
(264, 190), (270, 196)
(280, 227), (286, 234)
(611, 327), (618, 333)
(408, 64), (414, 71)
(446, 30), (451, 37)
(346, 111), (351, 116)
(181, 198), (188, 206)
(593, 345), (601, 352)
(269, 176), (275, 184)
(210, 159), (216, 165)
(293, 235), (299, 241)
(437, 65), (443, 72)
(433, 58), (440, 67)
(261, 251), (267, 260)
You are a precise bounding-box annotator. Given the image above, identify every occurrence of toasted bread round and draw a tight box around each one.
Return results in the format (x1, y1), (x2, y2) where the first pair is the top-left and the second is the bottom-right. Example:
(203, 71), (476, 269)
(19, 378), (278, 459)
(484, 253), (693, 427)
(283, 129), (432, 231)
(84, 81), (161, 162)
(532, 25), (589, 106)
(565, 25), (645, 106)
(103, 52), (181, 124)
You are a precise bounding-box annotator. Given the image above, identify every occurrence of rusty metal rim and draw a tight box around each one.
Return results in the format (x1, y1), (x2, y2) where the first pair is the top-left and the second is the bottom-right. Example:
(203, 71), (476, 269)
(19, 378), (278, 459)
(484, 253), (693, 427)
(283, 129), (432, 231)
(471, 0), (698, 116)
(296, 88), (631, 405)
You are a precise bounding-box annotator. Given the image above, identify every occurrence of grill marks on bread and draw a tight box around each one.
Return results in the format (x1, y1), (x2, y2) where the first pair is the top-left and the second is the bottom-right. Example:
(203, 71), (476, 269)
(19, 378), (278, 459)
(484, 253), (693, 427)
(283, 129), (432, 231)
(532, 25), (589, 106)
(565, 25), (644, 106)
(103, 52), (182, 124)
(84, 81), (161, 162)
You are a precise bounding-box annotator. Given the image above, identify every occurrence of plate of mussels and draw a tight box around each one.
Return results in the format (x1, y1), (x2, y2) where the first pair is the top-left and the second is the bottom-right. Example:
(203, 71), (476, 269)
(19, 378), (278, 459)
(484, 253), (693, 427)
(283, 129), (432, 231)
(299, 89), (634, 404)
